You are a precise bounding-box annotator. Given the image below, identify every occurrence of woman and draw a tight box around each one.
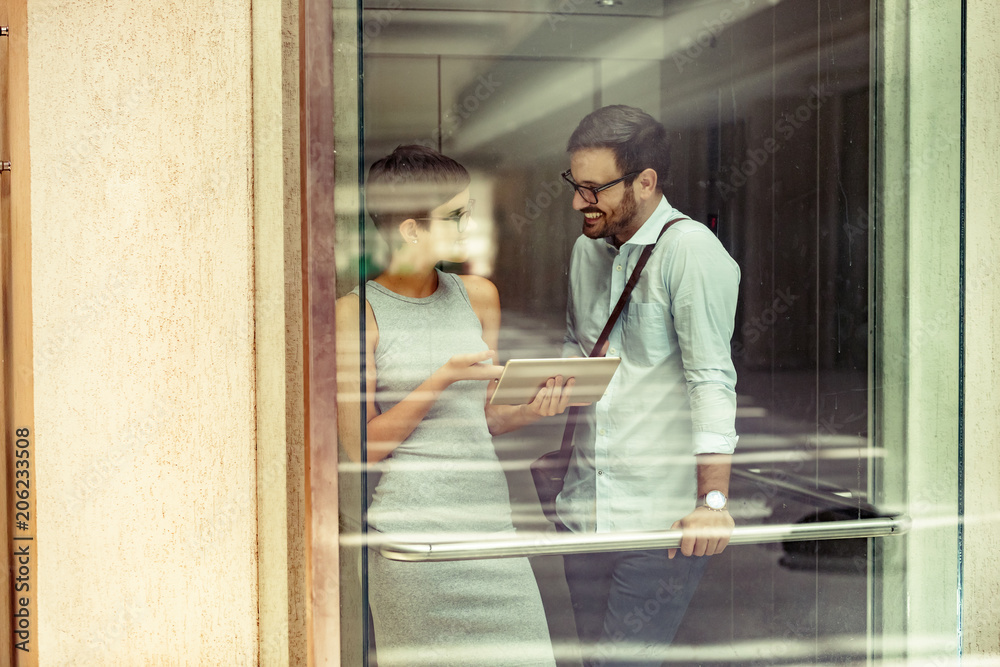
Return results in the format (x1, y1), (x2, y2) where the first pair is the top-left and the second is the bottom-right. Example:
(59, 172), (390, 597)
(336, 145), (573, 666)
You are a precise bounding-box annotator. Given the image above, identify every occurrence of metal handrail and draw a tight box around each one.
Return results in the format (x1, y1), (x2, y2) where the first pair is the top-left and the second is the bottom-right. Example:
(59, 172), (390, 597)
(375, 515), (911, 562)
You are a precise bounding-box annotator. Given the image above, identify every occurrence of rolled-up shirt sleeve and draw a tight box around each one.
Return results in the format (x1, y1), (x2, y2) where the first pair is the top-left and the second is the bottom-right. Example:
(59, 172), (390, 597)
(666, 229), (741, 455)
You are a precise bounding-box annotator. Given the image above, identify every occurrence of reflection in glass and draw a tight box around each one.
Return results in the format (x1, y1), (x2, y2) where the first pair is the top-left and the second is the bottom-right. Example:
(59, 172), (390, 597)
(337, 145), (581, 666)
(329, 0), (961, 665)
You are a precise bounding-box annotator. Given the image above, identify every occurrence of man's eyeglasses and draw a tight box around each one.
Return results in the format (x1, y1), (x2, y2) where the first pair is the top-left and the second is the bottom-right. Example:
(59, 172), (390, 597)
(561, 170), (639, 205)
(414, 199), (475, 233)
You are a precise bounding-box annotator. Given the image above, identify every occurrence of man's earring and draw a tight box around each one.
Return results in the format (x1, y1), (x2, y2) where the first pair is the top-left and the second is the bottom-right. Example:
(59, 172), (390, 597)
(411, 239), (418, 244)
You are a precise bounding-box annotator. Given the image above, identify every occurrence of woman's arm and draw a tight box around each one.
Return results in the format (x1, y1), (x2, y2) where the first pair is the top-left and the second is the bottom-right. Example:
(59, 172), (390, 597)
(335, 294), (377, 463)
(460, 276), (576, 436)
(335, 293), (503, 463)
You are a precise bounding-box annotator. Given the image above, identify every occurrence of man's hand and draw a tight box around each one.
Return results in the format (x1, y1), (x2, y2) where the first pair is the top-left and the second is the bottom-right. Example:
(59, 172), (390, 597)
(668, 506), (735, 559)
(523, 375), (578, 417)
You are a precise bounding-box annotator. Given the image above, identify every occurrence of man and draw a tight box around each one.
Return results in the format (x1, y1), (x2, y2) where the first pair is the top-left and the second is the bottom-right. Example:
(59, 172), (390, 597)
(556, 105), (740, 666)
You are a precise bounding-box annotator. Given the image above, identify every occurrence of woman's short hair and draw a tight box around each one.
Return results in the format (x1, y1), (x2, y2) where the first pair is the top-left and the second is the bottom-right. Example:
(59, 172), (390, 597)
(566, 105), (671, 190)
(365, 145), (470, 238)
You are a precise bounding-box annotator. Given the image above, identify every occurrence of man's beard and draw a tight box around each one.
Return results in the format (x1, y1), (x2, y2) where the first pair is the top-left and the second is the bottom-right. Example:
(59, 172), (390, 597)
(582, 186), (639, 241)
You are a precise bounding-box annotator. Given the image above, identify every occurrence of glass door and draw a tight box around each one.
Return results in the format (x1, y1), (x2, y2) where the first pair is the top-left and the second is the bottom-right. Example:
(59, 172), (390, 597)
(328, 1), (963, 664)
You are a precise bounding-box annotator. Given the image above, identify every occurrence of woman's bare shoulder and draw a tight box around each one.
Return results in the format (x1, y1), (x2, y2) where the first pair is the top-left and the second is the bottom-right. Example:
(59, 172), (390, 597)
(335, 292), (378, 338)
(335, 292), (361, 322)
(458, 274), (499, 308)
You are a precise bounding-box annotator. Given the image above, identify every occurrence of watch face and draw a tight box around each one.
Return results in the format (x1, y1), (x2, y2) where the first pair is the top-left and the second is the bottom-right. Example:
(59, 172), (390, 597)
(706, 490), (727, 510)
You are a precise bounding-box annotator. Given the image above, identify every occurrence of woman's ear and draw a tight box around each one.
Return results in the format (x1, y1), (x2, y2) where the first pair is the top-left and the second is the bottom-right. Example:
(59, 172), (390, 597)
(398, 218), (421, 245)
(635, 168), (659, 201)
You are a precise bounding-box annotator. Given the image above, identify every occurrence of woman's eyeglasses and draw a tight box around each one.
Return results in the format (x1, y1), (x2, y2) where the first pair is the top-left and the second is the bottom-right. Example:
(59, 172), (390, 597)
(415, 199), (475, 233)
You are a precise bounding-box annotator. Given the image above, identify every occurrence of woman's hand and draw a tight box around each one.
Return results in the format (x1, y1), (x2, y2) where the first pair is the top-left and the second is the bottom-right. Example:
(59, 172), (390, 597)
(438, 350), (504, 386)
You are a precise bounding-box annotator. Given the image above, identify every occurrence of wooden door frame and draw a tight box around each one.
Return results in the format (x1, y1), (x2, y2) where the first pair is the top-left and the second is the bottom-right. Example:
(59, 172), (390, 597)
(301, 0), (340, 663)
(1, 0), (33, 664)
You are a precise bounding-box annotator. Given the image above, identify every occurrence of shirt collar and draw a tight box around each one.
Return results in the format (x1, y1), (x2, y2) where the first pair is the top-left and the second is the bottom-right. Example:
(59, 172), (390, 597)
(603, 195), (677, 251)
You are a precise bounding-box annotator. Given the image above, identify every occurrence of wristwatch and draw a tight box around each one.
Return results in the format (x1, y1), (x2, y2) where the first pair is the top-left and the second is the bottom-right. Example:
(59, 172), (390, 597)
(698, 490), (728, 512)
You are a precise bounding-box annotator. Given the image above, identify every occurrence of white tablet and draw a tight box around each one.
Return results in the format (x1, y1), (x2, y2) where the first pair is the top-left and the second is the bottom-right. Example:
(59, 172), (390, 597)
(488, 357), (621, 406)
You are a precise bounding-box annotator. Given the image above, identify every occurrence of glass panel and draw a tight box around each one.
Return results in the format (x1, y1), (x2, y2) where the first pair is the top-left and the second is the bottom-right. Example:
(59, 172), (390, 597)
(327, 1), (963, 665)
(873, 1), (962, 661)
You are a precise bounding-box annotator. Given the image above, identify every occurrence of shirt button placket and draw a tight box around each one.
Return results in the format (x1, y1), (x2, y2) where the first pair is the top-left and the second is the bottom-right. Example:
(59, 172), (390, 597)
(596, 249), (627, 532)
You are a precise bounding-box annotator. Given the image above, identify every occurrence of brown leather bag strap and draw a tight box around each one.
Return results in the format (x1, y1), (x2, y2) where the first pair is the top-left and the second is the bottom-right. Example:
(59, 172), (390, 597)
(588, 216), (686, 356)
(561, 215), (686, 454)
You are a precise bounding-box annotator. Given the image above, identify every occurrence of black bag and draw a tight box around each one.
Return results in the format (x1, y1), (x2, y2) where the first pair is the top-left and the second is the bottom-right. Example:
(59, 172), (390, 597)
(530, 402), (582, 522)
(530, 218), (683, 522)
(530, 447), (573, 523)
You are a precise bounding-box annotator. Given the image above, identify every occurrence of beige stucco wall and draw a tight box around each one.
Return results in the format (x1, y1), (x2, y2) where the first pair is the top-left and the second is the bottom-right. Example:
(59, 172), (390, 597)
(13, 0), (998, 664)
(963, 0), (1000, 658)
(29, 1), (258, 664)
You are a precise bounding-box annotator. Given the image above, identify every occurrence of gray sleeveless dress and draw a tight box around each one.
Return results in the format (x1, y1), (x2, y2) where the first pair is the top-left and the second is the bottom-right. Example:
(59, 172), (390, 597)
(361, 270), (556, 667)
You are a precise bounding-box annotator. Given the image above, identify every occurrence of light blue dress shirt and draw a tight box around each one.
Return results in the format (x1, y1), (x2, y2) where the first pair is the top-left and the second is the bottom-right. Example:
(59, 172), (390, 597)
(556, 196), (740, 533)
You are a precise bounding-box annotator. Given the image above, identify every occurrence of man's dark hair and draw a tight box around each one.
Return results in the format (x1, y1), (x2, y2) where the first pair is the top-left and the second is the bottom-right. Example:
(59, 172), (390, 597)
(365, 145), (471, 239)
(567, 105), (671, 190)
